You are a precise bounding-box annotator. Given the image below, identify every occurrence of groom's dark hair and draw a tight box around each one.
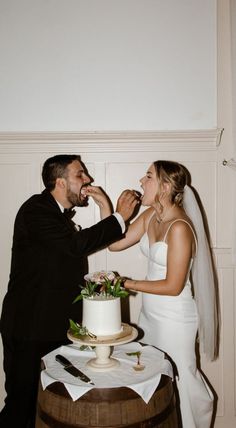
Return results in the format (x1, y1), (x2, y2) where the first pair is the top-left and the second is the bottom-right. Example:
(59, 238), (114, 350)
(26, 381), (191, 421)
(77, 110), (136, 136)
(42, 154), (81, 190)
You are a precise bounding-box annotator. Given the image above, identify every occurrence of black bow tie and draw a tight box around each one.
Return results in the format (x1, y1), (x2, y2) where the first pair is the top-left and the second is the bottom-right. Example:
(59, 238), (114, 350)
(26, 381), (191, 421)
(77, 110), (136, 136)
(63, 208), (76, 219)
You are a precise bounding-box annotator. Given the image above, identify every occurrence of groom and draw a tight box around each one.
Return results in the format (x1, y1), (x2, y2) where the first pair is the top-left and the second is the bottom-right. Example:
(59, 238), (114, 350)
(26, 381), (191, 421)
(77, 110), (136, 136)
(0, 154), (139, 428)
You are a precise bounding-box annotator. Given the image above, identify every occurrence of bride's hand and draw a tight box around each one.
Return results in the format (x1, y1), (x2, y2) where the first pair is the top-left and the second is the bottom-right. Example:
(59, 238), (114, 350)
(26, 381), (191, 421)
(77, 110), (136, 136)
(124, 279), (137, 290)
(81, 185), (112, 218)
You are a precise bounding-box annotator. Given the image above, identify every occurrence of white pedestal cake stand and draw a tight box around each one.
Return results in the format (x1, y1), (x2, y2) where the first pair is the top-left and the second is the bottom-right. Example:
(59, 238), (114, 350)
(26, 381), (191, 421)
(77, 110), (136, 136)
(67, 323), (138, 372)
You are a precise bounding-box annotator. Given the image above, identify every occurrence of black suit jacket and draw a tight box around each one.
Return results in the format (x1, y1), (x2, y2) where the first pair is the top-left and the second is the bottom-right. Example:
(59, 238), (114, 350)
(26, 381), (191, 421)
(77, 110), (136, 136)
(0, 190), (123, 341)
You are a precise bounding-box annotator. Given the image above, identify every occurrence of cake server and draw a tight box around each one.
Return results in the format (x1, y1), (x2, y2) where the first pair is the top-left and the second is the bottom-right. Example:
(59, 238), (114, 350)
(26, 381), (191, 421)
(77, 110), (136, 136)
(55, 354), (94, 385)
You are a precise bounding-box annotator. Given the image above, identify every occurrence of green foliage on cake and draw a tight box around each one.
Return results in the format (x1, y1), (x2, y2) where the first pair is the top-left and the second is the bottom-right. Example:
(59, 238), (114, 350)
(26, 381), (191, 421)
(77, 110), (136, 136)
(73, 270), (128, 303)
(69, 318), (96, 339)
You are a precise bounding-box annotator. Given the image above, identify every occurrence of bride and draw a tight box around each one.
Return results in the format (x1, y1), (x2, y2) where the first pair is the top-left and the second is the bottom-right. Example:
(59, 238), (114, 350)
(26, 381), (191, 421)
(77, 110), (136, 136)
(109, 160), (219, 428)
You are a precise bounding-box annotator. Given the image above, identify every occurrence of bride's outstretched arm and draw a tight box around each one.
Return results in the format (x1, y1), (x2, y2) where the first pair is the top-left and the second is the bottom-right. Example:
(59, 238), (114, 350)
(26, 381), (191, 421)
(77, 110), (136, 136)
(108, 207), (154, 251)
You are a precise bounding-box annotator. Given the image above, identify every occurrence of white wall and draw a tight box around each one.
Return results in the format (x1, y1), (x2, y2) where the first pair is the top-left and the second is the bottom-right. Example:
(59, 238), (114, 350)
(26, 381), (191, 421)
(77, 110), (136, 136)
(1, 1), (236, 427)
(0, 0), (216, 131)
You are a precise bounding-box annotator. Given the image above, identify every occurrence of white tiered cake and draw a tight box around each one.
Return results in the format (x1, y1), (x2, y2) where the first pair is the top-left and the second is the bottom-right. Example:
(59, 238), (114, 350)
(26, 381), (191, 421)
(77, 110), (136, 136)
(82, 295), (122, 338)
(81, 271), (125, 339)
(68, 272), (137, 371)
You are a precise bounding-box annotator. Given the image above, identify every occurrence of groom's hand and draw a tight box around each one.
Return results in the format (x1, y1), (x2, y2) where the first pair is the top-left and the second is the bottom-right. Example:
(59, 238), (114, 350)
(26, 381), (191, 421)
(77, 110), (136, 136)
(116, 189), (140, 222)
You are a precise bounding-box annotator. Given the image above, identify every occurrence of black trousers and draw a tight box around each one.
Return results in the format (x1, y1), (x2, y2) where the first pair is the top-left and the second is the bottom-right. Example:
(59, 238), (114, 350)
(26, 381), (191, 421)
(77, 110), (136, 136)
(0, 335), (69, 428)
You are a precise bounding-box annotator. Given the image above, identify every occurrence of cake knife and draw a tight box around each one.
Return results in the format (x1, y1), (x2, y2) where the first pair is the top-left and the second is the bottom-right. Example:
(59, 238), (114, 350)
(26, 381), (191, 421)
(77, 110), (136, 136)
(55, 354), (94, 385)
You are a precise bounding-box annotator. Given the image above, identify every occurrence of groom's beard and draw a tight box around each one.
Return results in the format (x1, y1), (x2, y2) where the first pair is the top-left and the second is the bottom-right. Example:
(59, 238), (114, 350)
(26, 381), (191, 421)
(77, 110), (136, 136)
(66, 186), (89, 207)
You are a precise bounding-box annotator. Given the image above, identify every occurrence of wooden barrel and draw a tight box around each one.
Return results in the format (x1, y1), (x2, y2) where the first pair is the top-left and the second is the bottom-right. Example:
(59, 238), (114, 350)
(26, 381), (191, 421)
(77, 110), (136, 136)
(35, 375), (178, 428)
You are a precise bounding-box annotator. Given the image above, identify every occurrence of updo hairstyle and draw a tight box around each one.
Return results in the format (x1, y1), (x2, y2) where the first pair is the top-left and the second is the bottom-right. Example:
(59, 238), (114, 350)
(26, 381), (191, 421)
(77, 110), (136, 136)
(153, 160), (188, 207)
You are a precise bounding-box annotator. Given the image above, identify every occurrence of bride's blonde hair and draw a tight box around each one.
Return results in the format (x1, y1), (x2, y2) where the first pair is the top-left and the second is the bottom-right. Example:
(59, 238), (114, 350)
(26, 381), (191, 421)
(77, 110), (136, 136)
(154, 160), (188, 207)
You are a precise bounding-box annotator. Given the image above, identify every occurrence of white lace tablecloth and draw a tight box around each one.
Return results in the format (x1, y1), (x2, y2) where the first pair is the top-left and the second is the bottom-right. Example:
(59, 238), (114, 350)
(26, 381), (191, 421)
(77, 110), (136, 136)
(41, 342), (173, 404)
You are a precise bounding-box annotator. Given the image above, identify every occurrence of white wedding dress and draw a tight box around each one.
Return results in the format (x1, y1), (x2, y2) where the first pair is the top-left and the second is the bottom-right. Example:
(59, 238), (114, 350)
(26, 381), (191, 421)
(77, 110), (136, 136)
(138, 220), (214, 428)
